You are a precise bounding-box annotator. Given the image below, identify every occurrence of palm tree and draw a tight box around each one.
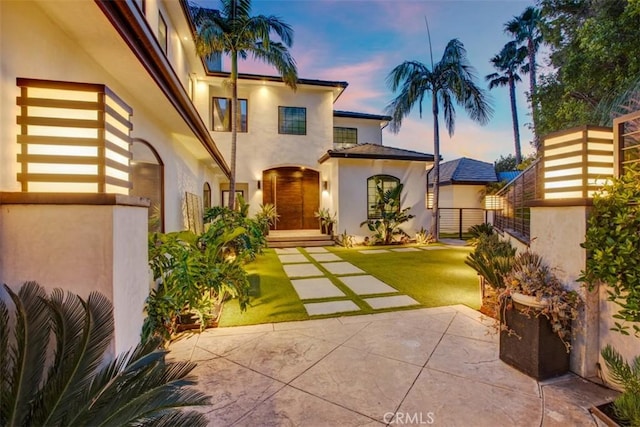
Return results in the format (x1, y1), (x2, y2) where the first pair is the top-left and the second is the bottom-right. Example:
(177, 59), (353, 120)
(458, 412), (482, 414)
(193, 0), (298, 210)
(386, 39), (492, 240)
(1, 282), (209, 426)
(486, 41), (527, 165)
(505, 6), (543, 149)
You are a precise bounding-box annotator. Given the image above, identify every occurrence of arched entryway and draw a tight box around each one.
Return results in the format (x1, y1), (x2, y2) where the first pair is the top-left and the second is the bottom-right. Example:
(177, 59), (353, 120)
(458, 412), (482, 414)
(263, 167), (319, 230)
(131, 139), (164, 232)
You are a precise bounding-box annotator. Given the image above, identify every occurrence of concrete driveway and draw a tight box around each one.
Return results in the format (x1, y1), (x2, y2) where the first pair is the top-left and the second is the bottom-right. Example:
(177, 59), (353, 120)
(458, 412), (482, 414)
(169, 305), (617, 426)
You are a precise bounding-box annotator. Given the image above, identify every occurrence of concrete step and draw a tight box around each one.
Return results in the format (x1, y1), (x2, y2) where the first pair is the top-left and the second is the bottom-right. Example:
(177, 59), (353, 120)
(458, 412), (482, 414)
(267, 239), (335, 248)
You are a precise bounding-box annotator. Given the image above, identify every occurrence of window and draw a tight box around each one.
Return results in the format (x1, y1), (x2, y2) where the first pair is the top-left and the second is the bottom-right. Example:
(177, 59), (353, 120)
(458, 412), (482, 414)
(334, 127), (357, 146)
(279, 106), (306, 135)
(131, 139), (164, 232)
(158, 12), (168, 54)
(367, 175), (401, 219)
(203, 182), (211, 209)
(212, 98), (247, 132)
(222, 190), (244, 208)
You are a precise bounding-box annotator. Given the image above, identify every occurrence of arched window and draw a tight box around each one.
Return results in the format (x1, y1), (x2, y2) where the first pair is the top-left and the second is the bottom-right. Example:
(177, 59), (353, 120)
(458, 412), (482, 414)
(203, 182), (211, 210)
(131, 139), (164, 232)
(367, 175), (401, 219)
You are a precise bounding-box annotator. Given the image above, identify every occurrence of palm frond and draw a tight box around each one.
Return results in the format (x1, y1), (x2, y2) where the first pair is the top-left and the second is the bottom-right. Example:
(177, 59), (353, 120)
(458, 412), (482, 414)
(3, 282), (50, 427)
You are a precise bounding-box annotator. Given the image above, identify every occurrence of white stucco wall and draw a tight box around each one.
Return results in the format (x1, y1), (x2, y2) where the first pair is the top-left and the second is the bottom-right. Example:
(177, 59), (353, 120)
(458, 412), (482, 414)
(333, 116), (384, 145)
(529, 205), (598, 378)
(332, 158), (429, 241)
(0, 0), (222, 232)
(0, 203), (148, 355)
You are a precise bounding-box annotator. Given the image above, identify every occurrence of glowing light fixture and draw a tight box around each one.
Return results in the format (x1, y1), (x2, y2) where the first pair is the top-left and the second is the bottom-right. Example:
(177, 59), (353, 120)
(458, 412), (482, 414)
(542, 126), (614, 200)
(257, 179), (261, 190)
(322, 180), (328, 191)
(484, 195), (503, 210)
(426, 192), (433, 209)
(16, 78), (133, 194)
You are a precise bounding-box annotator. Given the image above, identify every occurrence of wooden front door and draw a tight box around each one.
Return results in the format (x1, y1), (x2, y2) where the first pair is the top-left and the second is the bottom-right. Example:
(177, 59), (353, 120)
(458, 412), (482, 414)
(263, 167), (319, 230)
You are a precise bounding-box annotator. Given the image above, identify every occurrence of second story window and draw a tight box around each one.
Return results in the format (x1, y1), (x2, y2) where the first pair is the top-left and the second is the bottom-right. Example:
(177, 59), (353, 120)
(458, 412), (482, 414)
(279, 106), (306, 135)
(212, 98), (248, 132)
(334, 127), (357, 146)
(158, 12), (168, 54)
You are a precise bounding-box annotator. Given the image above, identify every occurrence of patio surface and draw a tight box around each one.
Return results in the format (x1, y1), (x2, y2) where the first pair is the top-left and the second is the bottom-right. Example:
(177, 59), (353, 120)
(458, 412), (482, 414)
(169, 304), (617, 426)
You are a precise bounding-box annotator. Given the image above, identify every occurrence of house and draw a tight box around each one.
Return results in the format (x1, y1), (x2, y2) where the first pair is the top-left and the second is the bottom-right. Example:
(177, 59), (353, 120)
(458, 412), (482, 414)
(0, 0), (433, 350)
(427, 157), (498, 236)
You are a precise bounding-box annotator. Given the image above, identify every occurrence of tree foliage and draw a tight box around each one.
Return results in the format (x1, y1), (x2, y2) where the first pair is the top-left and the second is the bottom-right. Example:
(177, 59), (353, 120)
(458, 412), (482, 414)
(0, 282), (208, 427)
(537, 0), (640, 134)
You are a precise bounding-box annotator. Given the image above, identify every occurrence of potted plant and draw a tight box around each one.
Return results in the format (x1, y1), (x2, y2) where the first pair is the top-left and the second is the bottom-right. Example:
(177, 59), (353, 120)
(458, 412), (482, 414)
(314, 208), (329, 233)
(255, 203), (279, 235)
(498, 250), (580, 380)
(325, 211), (337, 236)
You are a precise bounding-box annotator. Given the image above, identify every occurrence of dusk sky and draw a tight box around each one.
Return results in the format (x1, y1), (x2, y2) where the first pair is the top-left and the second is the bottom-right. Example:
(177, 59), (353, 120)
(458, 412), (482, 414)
(198, 0), (540, 164)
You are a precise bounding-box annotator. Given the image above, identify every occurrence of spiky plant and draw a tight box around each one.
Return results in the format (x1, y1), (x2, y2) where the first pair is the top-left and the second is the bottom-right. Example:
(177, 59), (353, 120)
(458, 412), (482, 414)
(601, 345), (640, 426)
(0, 282), (209, 427)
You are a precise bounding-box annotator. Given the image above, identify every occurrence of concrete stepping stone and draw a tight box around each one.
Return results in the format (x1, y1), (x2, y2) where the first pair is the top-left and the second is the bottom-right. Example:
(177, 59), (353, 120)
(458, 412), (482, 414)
(278, 254), (308, 264)
(358, 249), (389, 254)
(304, 247), (329, 253)
(364, 295), (420, 309)
(283, 263), (324, 278)
(304, 300), (361, 316)
(321, 262), (365, 276)
(420, 246), (448, 250)
(390, 247), (421, 252)
(309, 253), (341, 262)
(291, 278), (346, 300)
(340, 275), (397, 295)
(275, 248), (300, 254)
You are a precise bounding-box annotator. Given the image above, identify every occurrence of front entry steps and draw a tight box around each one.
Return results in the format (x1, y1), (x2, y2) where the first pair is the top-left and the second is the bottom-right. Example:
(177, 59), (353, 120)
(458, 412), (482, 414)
(267, 229), (334, 248)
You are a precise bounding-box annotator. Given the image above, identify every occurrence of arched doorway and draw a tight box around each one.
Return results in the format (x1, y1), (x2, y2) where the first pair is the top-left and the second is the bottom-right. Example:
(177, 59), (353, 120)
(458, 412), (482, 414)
(263, 167), (319, 230)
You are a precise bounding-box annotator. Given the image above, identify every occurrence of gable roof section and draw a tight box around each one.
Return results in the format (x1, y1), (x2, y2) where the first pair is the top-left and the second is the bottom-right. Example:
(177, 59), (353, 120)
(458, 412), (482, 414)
(319, 143), (434, 163)
(427, 157), (497, 185)
(497, 170), (521, 182)
(333, 110), (392, 122)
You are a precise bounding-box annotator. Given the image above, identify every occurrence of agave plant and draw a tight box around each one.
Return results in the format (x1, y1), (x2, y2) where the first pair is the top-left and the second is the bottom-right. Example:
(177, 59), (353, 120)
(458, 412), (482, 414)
(0, 282), (209, 427)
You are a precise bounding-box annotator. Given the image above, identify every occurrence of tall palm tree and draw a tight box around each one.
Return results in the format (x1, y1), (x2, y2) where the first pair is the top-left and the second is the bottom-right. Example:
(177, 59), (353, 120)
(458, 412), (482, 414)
(193, 0), (298, 210)
(386, 38), (493, 240)
(486, 41), (527, 165)
(505, 6), (543, 149)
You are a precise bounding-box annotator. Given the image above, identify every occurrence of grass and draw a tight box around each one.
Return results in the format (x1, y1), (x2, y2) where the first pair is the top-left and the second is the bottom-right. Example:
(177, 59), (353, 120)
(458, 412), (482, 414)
(218, 244), (481, 327)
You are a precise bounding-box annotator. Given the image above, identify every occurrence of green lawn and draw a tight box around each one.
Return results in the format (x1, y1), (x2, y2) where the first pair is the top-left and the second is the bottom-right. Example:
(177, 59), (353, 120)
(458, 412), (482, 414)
(218, 244), (480, 327)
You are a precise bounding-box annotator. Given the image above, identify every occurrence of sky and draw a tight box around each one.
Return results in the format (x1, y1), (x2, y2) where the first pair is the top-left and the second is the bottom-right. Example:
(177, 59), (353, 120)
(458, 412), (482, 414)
(198, 0), (539, 164)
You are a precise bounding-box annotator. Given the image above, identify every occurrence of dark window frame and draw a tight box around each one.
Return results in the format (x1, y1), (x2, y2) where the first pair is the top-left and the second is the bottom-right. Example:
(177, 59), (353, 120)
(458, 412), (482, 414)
(203, 182), (211, 209)
(278, 106), (306, 135)
(334, 127), (358, 145)
(211, 97), (248, 132)
(367, 175), (401, 219)
(158, 12), (168, 54)
(131, 139), (165, 233)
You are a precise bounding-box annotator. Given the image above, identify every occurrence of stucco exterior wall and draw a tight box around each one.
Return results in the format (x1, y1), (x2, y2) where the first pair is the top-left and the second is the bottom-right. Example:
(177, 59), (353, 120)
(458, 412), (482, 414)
(333, 158), (429, 241)
(333, 116), (384, 145)
(196, 81), (336, 214)
(0, 0), (221, 232)
(529, 205), (598, 378)
(0, 203), (148, 355)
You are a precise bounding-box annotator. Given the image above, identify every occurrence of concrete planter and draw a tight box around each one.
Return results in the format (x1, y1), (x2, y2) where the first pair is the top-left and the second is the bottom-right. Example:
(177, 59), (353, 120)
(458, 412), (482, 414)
(499, 298), (570, 380)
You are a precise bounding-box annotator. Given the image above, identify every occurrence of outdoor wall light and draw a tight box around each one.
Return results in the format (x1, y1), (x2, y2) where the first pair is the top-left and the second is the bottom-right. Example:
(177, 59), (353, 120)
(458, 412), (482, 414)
(257, 179), (261, 190)
(484, 195), (503, 210)
(16, 78), (133, 194)
(322, 180), (328, 191)
(542, 126), (614, 200)
(426, 192), (433, 209)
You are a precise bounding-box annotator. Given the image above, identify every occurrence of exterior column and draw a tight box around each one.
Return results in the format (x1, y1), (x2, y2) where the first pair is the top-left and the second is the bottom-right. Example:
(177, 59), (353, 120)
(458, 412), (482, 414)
(0, 193), (149, 356)
(529, 203), (599, 378)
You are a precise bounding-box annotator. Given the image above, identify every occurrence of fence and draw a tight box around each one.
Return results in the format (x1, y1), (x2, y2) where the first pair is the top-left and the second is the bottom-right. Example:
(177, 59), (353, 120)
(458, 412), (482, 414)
(439, 208), (487, 239)
(493, 159), (543, 243)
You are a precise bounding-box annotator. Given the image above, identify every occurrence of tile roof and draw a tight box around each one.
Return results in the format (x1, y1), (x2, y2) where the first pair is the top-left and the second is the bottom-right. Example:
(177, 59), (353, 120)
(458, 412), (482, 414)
(427, 157), (498, 184)
(318, 143), (434, 163)
(497, 171), (521, 183)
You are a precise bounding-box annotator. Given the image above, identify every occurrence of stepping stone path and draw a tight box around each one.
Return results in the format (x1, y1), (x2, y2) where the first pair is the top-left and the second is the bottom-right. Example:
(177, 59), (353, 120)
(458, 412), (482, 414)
(277, 247), (422, 316)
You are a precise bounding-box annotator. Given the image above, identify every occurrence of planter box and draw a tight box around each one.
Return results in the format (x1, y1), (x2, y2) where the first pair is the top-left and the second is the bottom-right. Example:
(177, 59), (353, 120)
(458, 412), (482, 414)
(590, 402), (626, 427)
(499, 300), (570, 380)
